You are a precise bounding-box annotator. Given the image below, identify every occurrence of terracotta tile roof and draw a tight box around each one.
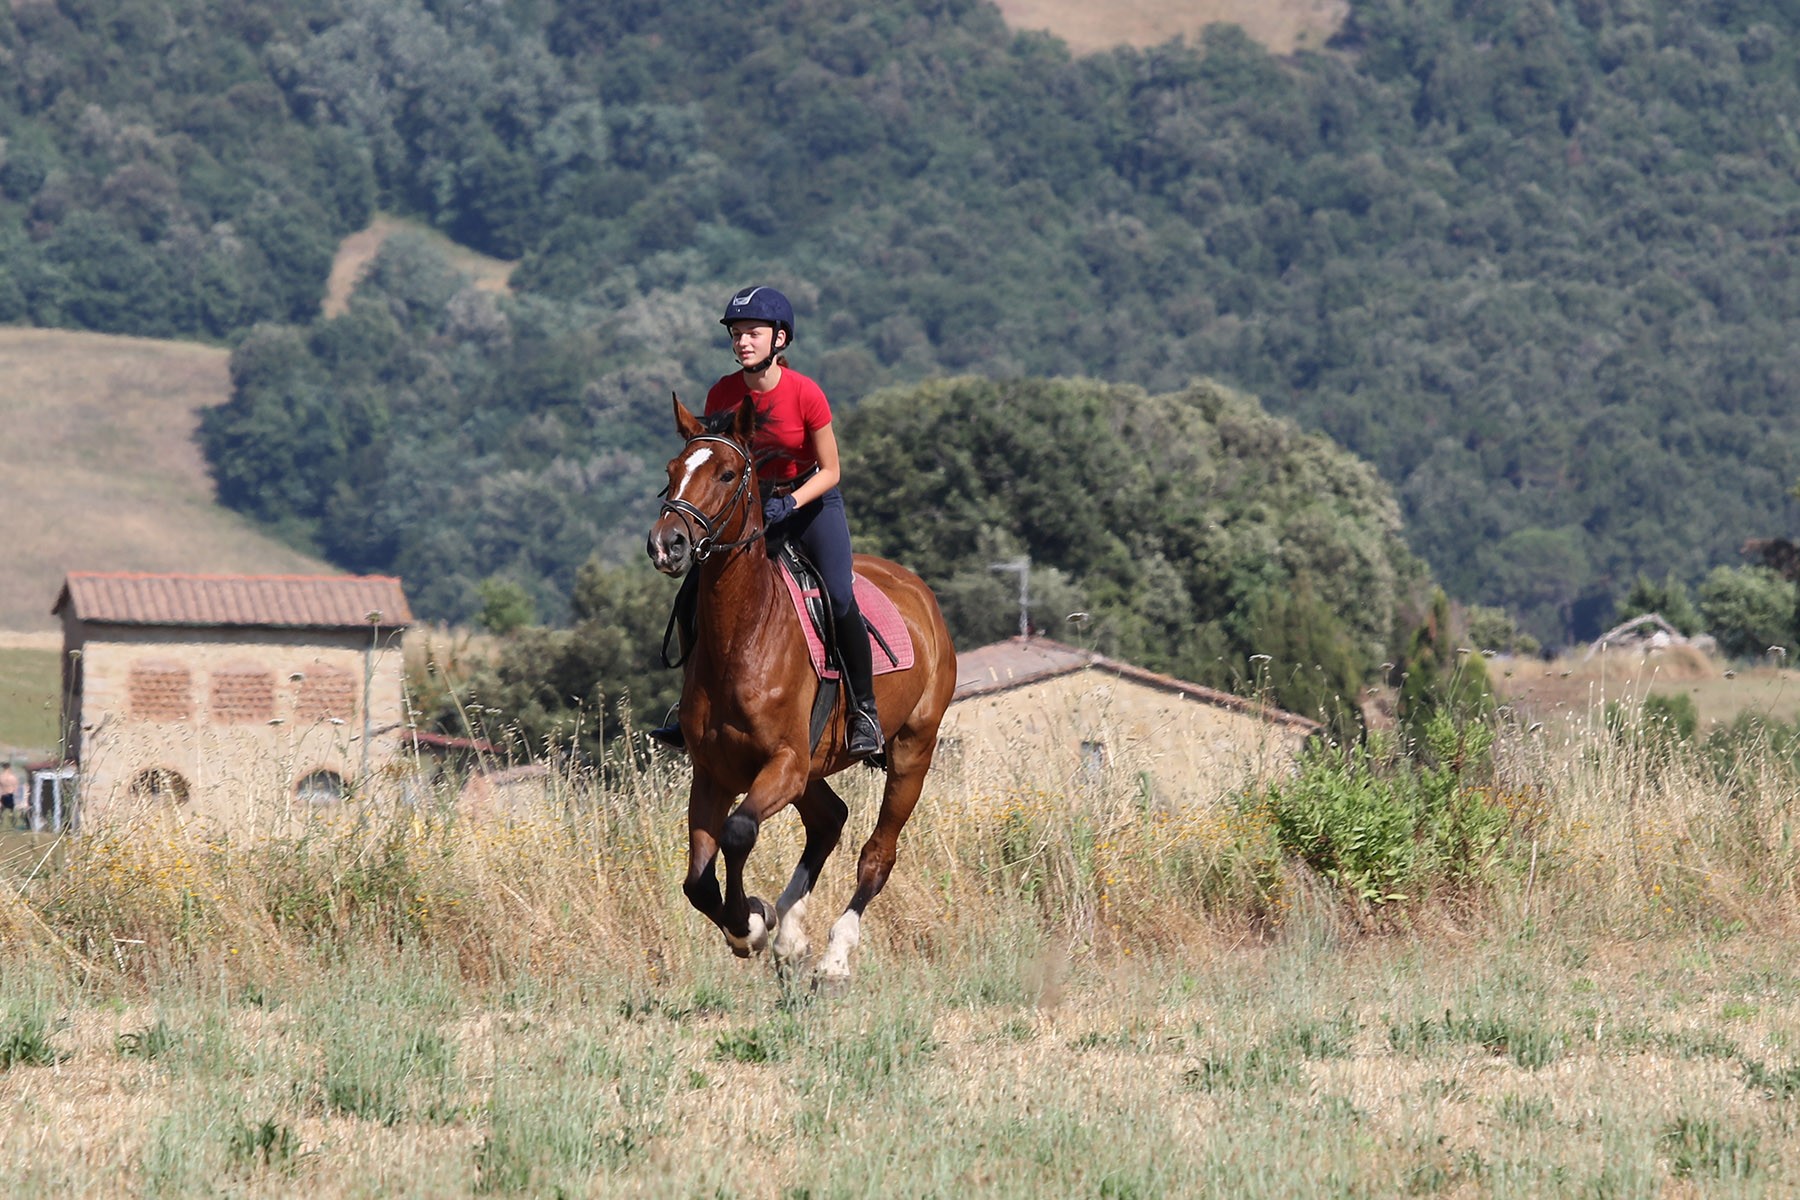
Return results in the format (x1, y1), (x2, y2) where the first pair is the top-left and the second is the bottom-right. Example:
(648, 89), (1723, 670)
(54, 572), (413, 631)
(953, 636), (1321, 733)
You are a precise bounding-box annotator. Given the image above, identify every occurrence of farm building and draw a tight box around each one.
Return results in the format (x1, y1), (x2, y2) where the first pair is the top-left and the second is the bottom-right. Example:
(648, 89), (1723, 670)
(940, 637), (1320, 805)
(51, 571), (412, 830)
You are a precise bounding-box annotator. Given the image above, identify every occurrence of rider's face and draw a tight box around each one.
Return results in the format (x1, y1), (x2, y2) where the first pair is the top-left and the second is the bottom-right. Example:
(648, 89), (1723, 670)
(726, 321), (780, 366)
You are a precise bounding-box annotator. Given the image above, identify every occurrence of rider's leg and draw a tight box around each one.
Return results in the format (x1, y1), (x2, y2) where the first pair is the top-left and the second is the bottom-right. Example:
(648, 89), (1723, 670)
(798, 491), (883, 761)
(832, 607), (884, 759)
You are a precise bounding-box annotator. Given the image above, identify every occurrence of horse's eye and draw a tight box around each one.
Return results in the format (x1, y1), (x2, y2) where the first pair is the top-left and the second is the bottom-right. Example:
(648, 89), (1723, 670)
(721, 469), (737, 483)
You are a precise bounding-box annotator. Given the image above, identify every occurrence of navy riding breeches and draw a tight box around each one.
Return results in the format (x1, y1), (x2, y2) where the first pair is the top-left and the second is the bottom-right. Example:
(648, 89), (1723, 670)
(772, 486), (857, 618)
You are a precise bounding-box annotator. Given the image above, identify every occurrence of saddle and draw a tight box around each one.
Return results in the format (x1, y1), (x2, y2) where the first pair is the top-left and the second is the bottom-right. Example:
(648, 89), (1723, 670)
(658, 543), (914, 756)
(772, 540), (913, 754)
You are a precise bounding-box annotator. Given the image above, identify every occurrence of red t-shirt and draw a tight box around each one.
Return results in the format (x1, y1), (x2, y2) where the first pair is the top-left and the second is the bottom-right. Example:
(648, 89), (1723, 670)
(704, 367), (833, 482)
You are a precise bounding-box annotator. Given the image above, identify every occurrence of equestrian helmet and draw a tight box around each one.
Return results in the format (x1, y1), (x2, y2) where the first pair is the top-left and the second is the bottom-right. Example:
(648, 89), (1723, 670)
(719, 286), (795, 345)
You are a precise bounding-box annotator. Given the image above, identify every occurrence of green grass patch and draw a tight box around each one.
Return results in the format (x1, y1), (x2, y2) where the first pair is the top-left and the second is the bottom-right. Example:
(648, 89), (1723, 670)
(1388, 1010), (1564, 1071)
(1660, 1116), (1763, 1181)
(0, 646), (59, 753)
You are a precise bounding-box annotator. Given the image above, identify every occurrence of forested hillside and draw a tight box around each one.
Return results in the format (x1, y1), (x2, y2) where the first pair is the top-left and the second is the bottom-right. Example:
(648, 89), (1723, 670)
(6, 0), (1800, 646)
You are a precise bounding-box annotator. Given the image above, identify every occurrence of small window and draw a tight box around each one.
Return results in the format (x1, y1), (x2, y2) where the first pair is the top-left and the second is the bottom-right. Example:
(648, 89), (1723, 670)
(1081, 740), (1108, 785)
(130, 767), (190, 805)
(296, 769), (347, 806)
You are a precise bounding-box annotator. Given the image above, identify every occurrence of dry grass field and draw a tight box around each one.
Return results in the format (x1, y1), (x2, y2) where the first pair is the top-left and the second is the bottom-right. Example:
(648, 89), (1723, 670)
(1494, 645), (1800, 735)
(0, 328), (328, 632)
(992, 0), (1349, 55)
(2, 707), (1800, 1194)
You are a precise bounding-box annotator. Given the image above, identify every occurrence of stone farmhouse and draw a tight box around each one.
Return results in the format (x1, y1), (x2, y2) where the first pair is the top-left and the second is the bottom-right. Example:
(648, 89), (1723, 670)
(52, 571), (412, 830)
(940, 637), (1320, 805)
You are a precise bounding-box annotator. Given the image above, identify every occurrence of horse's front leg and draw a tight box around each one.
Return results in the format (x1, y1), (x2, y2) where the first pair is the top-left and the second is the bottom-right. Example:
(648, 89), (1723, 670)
(681, 774), (734, 933)
(720, 749), (809, 959)
(770, 779), (850, 972)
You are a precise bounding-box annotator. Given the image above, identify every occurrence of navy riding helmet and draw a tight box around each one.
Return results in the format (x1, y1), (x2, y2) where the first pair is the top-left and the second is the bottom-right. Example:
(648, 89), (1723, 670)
(720, 286), (796, 345)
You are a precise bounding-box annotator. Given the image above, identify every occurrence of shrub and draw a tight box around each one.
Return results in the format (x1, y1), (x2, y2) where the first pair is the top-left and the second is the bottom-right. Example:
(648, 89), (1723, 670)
(1698, 566), (1797, 660)
(1257, 713), (1513, 909)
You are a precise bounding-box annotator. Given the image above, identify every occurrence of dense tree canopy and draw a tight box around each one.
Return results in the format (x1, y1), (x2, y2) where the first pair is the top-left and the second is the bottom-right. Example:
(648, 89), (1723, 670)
(7, 0), (1800, 646)
(843, 376), (1421, 695)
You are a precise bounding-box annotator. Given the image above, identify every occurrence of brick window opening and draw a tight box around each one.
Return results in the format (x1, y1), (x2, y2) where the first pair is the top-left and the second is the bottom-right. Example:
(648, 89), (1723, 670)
(128, 661), (194, 722)
(130, 767), (190, 805)
(296, 769), (346, 805)
(210, 665), (276, 724)
(294, 666), (356, 723)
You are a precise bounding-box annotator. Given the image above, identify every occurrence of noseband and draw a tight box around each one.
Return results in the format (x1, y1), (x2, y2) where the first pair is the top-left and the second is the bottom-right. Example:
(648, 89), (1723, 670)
(659, 434), (763, 562)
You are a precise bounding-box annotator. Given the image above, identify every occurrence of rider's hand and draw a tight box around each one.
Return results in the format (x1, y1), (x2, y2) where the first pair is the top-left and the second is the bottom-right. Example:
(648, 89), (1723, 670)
(763, 495), (796, 526)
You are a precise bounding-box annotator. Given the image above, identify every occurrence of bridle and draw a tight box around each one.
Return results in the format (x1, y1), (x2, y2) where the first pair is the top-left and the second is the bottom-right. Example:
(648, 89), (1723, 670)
(658, 434), (763, 563)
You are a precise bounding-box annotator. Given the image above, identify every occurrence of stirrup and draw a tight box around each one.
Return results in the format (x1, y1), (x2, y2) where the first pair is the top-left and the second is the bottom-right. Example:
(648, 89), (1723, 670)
(846, 708), (884, 760)
(649, 705), (686, 751)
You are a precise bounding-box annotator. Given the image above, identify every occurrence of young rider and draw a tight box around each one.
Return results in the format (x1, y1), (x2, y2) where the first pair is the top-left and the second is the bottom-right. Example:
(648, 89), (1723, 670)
(650, 285), (885, 761)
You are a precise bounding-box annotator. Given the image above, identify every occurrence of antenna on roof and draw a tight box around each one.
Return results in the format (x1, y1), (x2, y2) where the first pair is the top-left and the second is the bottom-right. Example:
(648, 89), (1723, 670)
(988, 556), (1030, 638)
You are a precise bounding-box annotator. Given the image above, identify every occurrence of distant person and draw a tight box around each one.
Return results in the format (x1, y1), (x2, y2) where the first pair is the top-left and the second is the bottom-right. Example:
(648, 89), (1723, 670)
(649, 285), (884, 761)
(0, 761), (18, 811)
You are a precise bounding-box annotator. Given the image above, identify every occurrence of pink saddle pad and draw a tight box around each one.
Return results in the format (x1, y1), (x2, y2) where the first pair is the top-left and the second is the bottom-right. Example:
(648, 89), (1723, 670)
(779, 567), (915, 680)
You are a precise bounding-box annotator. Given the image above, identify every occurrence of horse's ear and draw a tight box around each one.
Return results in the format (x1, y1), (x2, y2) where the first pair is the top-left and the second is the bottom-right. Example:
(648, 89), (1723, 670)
(733, 395), (758, 442)
(673, 393), (703, 440)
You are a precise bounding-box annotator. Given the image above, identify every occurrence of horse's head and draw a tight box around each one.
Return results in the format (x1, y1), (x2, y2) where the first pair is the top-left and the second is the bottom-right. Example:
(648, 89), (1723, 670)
(646, 394), (762, 576)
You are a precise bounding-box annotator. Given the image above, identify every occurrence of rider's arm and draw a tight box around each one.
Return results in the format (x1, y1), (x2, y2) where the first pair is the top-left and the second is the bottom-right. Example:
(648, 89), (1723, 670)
(789, 421), (841, 509)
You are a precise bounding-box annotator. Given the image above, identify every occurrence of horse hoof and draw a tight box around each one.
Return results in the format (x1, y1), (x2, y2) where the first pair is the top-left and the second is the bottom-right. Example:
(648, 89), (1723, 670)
(812, 968), (850, 997)
(749, 897), (777, 951)
(726, 898), (779, 958)
(772, 932), (811, 968)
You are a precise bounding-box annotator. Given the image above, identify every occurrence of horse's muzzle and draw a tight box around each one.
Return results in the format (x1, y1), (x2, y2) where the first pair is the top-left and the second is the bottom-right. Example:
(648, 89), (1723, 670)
(647, 521), (691, 577)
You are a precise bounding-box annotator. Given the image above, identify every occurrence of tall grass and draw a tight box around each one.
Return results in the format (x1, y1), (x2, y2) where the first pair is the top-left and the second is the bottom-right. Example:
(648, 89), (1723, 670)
(11, 706), (1800, 980)
(2, 712), (1800, 1195)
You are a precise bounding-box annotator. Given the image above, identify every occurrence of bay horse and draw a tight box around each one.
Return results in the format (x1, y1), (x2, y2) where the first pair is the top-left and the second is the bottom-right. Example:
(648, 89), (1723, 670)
(645, 394), (957, 985)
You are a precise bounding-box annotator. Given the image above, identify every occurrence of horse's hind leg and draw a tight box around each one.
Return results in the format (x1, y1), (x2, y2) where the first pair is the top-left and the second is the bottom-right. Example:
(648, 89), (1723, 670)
(818, 749), (932, 987)
(771, 779), (849, 972)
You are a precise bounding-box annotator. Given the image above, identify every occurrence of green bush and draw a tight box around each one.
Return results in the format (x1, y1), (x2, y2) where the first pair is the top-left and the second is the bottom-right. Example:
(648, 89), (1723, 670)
(1257, 713), (1512, 908)
(1698, 567), (1797, 661)
(1616, 573), (1703, 637)
(1261, 741), (1423, 904)
(1641, 692), (1700, 744)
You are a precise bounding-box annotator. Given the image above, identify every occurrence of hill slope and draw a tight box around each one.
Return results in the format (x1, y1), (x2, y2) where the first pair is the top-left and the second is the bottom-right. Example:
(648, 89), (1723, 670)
(992, 0), (1347, 54)
(0, 329), (330, 631)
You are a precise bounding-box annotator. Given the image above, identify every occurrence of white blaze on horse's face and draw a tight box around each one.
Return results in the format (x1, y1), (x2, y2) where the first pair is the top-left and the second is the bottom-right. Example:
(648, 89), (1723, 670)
(647, 435), (751, 576)
(677, 444), (715, 492)
(647, 445), (713, 576)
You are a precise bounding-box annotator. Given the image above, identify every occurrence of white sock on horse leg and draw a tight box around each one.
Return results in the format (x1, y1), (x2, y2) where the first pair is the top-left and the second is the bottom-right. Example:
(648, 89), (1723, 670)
(819, 911), (862, 979)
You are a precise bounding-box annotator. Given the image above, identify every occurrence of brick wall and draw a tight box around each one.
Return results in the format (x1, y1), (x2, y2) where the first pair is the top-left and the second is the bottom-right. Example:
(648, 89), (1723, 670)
(65, 623), (408, 831)
(938, 669), (1311, 808)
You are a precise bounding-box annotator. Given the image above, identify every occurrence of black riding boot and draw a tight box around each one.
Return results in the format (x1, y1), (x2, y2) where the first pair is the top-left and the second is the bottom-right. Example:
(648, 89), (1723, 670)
(649, 706), (685, 750)
(833, 610), (885, 761)
(650, 573), (700, 750)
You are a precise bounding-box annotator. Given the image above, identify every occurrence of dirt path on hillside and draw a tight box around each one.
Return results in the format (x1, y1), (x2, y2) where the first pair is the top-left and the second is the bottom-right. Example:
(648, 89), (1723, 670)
(992, 0), (1347, 55)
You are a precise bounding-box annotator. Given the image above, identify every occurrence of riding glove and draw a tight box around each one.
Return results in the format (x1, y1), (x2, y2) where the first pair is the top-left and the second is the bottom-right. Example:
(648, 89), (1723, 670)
(763, 495), (797, 525)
